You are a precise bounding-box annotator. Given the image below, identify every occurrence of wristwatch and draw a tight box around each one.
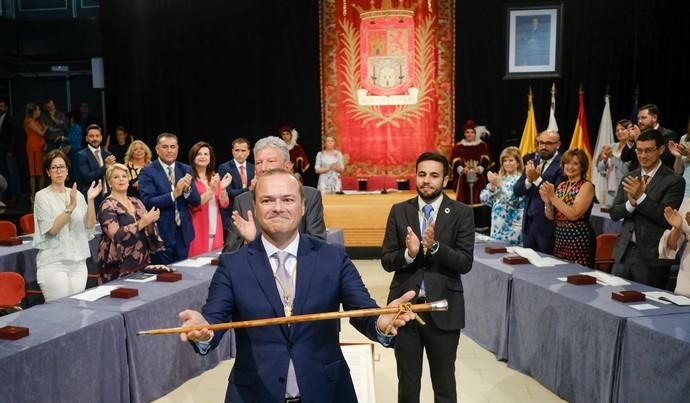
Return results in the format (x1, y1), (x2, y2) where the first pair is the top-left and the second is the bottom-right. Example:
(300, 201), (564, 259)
(64, 208), (73, 215)
(429, 240), (440, 255)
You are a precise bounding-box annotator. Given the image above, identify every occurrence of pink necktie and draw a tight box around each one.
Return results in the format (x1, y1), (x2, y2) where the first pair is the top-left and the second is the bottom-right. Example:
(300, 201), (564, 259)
(240, 165), (247, 188)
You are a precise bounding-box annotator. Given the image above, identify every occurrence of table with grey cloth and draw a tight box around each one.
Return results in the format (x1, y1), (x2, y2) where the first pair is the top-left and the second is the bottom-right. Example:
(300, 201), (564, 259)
(616, 313), (690, 403)
(0, 303), (129, 403)
(52, 264), (234, 403)
(507, 268), (690, 403)
(0, 232), (101, 284)
(589, 203), (622, 235)
(461, 242), (584, 361)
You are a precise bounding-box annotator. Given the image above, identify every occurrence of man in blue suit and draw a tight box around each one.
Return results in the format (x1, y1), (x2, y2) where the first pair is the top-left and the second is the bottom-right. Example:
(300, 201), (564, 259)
(75, 124), (114, 206)
(514, 130), (566, 254)
(138, 133), (201, 264)
(179, 169), (416, 403)
(217, 137), (254, 230)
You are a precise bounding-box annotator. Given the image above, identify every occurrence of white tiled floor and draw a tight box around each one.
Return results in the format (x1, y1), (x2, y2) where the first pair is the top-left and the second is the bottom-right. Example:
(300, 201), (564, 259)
(154, 260), (566, 403)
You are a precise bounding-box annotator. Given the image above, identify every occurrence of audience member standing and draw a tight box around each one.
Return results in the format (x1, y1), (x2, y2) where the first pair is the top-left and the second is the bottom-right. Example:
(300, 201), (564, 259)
(659, 199), (690, 296)
(97, 164), (163, 281)
(620, 123), (641, 171)
(124, 140), (153, 199)
(188, 141), (232, 256)
(514, 130), (565, 254)
(33, 150), (101, 301)
(76, 124), (115, 207)
(223, 136), (326, 252)
(381, 152), (475, 403)
(279, 125), (311, 183)
(480, 146), (525, 245)
(668, 116), (690, 197)
(40, 99), (67, 152)
(138, 133), (201, 264)
(24, 103), (47, 201)
(450, 120), (493, 205)
(610, 130), (685, 288)
(105, 126), (133, 163)
(217, 137), (254, 230)
(596, 119), (633, 206)
(540, 149), (596, 267)
(636, 104), (677, 168)
(65, 111), (84, 164)
(0, 97), (20, 202)
(315, 135), (344, 193)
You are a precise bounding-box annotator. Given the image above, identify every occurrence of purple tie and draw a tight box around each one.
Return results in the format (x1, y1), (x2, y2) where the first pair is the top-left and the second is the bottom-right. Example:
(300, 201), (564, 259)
(273, 251), (300, 398)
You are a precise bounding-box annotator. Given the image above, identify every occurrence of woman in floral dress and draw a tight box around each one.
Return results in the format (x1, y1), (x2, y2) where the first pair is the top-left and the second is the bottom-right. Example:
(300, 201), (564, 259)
(97, 163), (164, 281)
(480, 146), (525, 245)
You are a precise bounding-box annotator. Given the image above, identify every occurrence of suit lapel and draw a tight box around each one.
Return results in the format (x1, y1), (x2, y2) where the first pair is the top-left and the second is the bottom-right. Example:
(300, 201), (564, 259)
(405, 198), (422, 239)
(291, 237), (317, 333)
(247, 240), (289, 338)
(434, 195), (452, 237)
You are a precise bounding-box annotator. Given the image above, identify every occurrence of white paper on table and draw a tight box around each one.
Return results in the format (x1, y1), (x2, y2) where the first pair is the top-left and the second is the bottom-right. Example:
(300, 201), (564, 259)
(645, 291), (690, 306)
(475, 233), (492, 243)
(643, 291), (672, 305)
(173, 257), (214, 268)
(581, 271), (630, 286)
(341, 344), (376, 403)
(629, 303), (659, 311)
(509, 247), (568, 267)
(71, 285), (120, 302)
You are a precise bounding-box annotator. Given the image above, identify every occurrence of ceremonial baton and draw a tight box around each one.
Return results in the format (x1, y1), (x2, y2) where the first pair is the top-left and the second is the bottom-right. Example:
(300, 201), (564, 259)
(138, 299), (448, 336)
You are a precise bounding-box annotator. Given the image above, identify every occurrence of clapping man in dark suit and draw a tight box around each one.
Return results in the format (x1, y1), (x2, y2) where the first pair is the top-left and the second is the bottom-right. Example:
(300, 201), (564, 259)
(138, 133), (201, 263)
(179, 168), (416, 402)
(514, 130), (566, 254)
(637, 104), (678, 169)
(75, 124), (114, 207)
(223, 136), (326, 252)
(382, 151), (475, 403)
(610, 129), (685, 288)
(217, 137), (255, 231)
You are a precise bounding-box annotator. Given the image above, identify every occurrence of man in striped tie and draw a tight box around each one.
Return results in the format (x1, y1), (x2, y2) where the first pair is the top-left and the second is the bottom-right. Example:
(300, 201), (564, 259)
(180, 168), (416, 402)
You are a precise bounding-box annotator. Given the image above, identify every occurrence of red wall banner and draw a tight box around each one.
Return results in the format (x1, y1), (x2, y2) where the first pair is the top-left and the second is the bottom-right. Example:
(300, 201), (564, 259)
(320, 0), (456, 177)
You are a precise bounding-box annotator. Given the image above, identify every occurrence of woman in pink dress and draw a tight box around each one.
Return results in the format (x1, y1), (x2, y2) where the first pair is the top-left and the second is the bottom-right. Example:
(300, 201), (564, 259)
(188, 141), (232, 257)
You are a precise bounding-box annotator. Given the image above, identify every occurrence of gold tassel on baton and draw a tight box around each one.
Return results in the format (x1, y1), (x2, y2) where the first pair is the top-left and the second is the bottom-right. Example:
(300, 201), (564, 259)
(138, 300), (448, 336)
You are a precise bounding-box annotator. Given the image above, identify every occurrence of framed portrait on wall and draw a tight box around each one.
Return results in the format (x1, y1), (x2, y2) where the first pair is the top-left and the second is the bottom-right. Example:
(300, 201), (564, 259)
(505, 4), (563, 78)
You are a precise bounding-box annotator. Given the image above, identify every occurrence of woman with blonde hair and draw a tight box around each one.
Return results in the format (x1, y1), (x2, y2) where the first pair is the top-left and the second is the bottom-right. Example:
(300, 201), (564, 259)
(124, 139), (152, 198)
(479, 146), (525, 244)
(97, 163), (163, 281)
(315, 135), (344, 193)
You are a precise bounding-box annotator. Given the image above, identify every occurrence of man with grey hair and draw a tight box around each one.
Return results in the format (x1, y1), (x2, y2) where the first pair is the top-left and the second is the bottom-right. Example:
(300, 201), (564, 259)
(223, 136), (326, 252)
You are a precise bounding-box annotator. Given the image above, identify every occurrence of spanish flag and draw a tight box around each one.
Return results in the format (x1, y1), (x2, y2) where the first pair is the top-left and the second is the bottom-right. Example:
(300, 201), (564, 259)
(518, 88), (538, 157)
(569, 87), (593, 179)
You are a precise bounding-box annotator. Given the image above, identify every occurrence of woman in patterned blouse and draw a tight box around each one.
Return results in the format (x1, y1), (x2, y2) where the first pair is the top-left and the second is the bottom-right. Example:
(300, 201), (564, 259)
(540, 149), (596, 267)
(97, 163), (164, 281)
(480, 146), (526, 245)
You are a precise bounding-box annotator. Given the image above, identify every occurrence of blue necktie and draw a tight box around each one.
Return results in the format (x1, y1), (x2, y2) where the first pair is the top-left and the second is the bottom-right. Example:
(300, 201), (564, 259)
(419, 204), (434, 297)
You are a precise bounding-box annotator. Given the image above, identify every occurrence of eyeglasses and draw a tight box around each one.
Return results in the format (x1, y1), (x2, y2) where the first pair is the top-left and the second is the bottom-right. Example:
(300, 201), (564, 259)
(50, 165), (67, 171)
(635, 147), (659, 155)
(537, 141), (559, 146)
